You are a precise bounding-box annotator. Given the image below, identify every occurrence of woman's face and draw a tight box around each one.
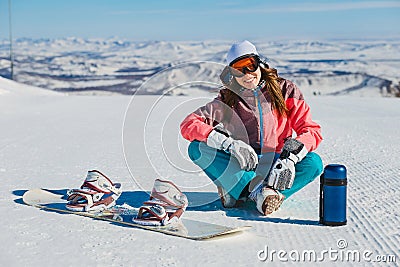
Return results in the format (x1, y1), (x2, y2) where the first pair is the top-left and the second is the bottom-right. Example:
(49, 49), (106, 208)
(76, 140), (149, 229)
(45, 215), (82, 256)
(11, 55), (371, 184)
(234, 67), (262, 90)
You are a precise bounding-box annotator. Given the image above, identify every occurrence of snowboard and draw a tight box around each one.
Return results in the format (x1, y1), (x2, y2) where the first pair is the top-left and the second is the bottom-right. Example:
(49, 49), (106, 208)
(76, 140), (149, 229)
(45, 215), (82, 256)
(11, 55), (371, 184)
(22, 188), (250, 240)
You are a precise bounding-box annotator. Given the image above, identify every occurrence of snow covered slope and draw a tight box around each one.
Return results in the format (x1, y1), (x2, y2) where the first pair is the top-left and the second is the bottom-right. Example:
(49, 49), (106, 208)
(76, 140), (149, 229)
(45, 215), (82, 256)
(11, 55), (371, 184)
(1, 79), (399, 266)
(0, 76), (58, 95)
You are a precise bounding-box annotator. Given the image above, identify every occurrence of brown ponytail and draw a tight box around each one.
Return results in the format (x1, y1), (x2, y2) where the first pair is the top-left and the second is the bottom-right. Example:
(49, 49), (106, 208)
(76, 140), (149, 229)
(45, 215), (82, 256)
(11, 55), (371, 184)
(260, 67), (288, 116)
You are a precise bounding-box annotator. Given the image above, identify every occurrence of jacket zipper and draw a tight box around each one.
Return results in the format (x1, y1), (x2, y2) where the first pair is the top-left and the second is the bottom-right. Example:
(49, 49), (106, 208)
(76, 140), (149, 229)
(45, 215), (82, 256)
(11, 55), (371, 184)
(254, 89), (263, 157)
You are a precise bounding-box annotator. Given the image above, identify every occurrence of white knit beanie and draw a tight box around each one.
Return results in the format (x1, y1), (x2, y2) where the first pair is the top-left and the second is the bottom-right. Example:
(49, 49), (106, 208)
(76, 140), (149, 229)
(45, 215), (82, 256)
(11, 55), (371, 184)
(226, 40), (259, 65)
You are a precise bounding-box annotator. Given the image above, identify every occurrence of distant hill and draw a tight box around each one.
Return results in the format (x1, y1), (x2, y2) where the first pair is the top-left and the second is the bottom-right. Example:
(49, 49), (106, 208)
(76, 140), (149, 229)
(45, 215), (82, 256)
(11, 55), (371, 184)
(0, 38), (399, 97)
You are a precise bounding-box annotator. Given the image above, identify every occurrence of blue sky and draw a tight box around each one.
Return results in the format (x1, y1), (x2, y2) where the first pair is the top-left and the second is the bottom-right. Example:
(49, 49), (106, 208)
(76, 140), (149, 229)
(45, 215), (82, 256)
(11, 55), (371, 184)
(0, 0), (399, 41)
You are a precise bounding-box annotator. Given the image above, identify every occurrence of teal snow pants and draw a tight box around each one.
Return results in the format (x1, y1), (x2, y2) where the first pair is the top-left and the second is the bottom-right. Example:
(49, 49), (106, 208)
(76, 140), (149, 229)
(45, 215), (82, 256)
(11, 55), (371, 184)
(188, 141), (323, 200)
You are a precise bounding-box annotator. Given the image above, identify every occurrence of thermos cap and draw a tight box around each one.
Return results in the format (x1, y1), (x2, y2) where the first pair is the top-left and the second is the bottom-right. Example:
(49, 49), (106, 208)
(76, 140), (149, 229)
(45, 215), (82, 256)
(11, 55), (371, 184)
(323, 164), (347, 179)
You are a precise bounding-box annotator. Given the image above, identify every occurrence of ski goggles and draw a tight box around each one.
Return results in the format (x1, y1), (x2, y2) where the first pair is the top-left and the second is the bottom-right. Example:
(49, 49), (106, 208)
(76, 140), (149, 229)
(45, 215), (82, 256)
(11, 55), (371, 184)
(229, 55), (259, 77)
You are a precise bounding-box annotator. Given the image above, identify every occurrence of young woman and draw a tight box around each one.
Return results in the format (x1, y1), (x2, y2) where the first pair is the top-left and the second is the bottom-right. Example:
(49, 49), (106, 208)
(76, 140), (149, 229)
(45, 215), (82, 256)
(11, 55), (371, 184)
(180, 40), (323, 215)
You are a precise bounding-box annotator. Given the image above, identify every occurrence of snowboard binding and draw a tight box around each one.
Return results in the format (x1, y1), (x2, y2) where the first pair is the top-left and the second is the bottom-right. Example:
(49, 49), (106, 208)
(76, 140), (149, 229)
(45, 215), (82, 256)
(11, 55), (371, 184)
(66, 170), (122, 212)
(132, 179), (188, 226)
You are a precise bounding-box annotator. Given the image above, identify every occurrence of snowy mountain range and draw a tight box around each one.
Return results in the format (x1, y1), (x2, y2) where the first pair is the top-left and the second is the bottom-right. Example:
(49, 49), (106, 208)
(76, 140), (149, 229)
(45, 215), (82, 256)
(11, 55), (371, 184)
(0, 37), (399, 97)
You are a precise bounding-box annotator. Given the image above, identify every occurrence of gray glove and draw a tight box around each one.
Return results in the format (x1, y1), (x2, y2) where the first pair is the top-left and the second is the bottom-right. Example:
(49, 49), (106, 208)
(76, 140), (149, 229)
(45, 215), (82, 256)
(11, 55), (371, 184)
(266, 138), (308, 190)
(206, 129), (258, 171)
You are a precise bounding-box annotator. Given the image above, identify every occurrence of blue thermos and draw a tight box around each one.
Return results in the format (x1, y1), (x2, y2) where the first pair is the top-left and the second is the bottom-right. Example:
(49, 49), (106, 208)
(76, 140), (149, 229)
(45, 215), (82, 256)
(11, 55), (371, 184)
(319, 164), (347, 226)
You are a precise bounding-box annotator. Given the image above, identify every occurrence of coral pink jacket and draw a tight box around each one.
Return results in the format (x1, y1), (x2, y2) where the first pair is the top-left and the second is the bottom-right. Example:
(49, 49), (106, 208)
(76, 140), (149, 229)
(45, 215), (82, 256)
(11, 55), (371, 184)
(180, 79), (322, 153)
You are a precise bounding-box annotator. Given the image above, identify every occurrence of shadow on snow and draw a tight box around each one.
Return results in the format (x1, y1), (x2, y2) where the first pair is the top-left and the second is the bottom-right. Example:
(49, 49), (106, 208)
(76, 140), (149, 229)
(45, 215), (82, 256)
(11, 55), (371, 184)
(13, 189), (321, 226)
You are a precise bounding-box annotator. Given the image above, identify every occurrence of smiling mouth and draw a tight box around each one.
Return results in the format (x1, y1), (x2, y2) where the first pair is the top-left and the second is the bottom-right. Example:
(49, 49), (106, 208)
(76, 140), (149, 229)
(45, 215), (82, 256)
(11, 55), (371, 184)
(243, 76), (256, 83)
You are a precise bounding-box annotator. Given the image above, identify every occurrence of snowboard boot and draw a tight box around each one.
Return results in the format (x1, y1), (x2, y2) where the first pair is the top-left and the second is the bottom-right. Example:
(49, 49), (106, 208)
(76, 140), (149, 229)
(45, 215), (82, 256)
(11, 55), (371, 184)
(250, 185), (284, 215)
(217, 186), (237, 208)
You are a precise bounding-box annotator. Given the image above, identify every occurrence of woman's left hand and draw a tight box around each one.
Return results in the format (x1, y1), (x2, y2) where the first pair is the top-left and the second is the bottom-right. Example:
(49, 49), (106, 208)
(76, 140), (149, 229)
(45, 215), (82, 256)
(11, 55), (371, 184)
(266, 139), (308, 190)
(267, 157), (296, 190)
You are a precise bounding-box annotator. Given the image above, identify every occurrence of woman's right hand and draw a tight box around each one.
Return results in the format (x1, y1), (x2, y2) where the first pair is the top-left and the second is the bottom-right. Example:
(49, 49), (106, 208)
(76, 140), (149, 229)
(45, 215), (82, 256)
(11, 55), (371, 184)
(227, 139), (258, 171)
(206, 129), (258, 171)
